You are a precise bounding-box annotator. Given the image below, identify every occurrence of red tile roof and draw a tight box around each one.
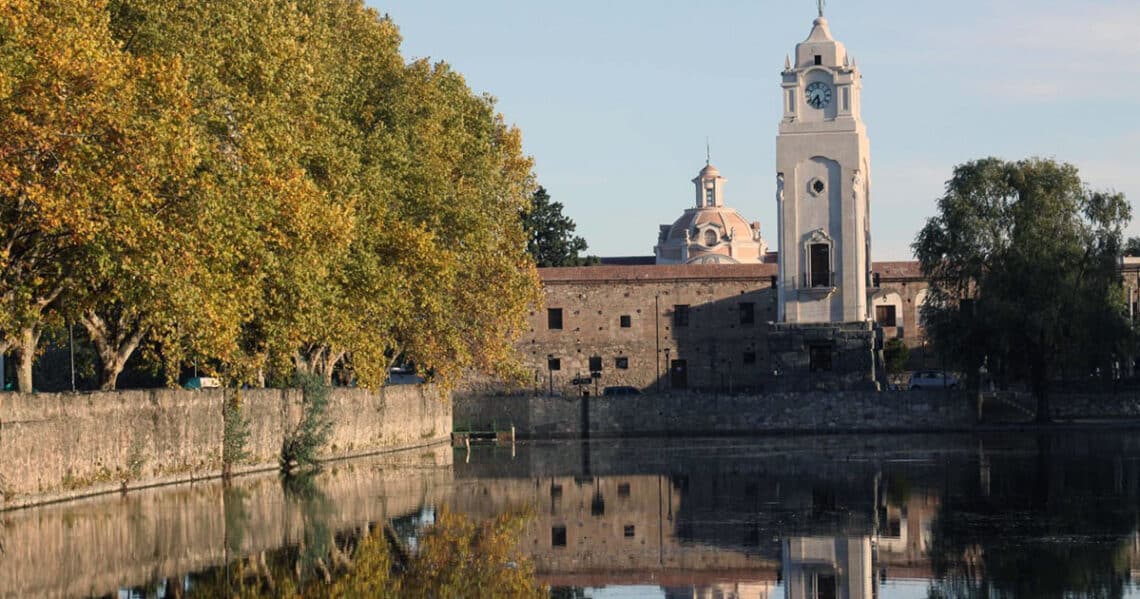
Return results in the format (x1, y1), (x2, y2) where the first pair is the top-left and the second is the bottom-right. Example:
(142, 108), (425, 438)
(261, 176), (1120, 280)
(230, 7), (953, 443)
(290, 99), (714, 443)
(538, 261), (926, 283)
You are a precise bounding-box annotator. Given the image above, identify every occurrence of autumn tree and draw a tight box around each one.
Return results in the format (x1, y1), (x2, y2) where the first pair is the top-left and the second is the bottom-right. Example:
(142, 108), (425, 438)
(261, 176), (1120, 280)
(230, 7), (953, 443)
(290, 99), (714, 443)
(522, 186), (591, 267)
(0, 0), (205, 391)
(913, 158), (1132, 421)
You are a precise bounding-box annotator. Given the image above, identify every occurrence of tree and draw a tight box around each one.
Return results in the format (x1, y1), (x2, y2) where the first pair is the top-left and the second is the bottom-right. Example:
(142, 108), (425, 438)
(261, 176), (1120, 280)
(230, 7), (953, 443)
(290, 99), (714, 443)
(913, 158), (1132, 422)
(1124, 236), (1140, 257)
(521, 187), (590, 267)
(883, 338), (910, 376)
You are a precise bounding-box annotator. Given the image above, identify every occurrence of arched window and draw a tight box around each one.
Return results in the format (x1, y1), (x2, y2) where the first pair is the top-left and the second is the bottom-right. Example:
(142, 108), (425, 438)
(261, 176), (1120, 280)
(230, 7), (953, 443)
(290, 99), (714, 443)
(703, 229), (718, 246)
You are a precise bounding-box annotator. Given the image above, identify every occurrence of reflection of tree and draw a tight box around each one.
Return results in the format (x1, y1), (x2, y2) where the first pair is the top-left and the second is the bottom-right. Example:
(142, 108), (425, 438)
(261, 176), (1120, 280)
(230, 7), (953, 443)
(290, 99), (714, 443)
(927, 436), (1135, 599)
(189, 508), (545, 597)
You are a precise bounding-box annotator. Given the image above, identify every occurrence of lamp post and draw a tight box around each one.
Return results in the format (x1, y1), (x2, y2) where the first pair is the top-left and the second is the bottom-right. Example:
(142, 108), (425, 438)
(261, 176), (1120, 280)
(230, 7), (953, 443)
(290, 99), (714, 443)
(547, 354), (554, 397)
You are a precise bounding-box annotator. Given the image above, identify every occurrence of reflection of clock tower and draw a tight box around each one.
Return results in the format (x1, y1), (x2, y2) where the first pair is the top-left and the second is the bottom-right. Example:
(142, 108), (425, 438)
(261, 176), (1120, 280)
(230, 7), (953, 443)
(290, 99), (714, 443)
(775, 8), (871, 325)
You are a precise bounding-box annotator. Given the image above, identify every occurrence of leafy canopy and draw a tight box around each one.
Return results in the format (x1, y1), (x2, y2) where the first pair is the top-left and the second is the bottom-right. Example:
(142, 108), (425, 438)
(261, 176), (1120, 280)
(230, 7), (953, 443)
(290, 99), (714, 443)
(913, 157), (1132, 417)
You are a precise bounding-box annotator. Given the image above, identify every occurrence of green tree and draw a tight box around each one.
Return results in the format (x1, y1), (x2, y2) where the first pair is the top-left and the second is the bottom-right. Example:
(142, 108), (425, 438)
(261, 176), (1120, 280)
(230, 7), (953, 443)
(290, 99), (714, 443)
(522, 186), (590, 267)
(1123, 236), (1140, 257)
(883, 338), (910, 376)
(913, 158), (1132, 422)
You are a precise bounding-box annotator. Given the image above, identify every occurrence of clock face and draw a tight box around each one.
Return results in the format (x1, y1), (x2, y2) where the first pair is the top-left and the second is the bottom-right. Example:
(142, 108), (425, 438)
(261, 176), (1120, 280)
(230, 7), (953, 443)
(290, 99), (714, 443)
(805, 81), (832, 109)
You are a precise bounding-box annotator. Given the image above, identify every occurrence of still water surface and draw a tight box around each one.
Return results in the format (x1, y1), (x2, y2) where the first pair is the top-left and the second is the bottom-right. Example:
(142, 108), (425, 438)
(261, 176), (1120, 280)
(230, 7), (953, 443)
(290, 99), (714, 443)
(3, 432), (1140, 598)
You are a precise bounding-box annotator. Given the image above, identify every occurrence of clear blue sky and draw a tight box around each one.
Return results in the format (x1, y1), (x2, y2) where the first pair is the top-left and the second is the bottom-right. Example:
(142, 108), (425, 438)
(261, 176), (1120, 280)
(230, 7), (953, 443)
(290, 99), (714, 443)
(370, 0), (1140, 260)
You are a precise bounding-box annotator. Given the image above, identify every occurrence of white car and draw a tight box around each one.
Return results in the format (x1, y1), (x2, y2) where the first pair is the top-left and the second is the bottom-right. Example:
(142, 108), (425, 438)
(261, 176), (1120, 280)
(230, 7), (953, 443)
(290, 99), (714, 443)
(908, 370), (958, 390)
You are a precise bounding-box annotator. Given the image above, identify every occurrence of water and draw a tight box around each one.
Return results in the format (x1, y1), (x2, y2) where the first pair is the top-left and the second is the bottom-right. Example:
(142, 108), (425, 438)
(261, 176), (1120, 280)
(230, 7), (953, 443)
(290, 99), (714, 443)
(3, 432), (1140, 598)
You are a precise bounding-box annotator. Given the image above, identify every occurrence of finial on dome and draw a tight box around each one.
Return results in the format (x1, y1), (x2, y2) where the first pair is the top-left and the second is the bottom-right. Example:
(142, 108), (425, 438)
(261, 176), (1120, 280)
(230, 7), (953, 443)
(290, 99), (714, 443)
(705, 137), (711, 166)
(817, 0), (825, 18)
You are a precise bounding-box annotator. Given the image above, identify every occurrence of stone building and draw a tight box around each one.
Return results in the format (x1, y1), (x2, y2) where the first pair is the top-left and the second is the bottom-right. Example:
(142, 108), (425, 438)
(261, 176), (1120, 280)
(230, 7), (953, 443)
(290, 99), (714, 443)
(516, 9), (891, 394)
(520, 263), (929, 395)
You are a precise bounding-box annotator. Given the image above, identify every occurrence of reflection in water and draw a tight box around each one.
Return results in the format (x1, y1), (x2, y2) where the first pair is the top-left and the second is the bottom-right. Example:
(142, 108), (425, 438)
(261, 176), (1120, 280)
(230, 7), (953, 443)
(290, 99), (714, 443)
(2, 434), (1140, 598)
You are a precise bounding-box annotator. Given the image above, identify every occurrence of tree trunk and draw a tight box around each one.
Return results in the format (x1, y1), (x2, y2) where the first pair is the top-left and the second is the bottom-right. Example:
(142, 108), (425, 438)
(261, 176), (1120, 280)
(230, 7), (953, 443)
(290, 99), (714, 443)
(14, 327), (39, 393)
(81, 310), (146, 391)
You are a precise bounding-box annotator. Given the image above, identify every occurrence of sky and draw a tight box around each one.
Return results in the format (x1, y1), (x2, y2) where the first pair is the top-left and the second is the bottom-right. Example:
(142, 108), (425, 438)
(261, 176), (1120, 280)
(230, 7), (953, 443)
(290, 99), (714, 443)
(370, 0), (1140, 261)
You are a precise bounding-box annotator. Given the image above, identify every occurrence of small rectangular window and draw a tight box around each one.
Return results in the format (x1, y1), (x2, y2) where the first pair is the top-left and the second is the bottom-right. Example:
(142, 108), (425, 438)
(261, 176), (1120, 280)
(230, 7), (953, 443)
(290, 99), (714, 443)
(743, 351), (757, 365)
(620, 314), (631, 328)
(875, 305), (898, 327)
(552, 526), (567, 547)
(814, 54), (822, 65)
(588, 356), (602, 372)
(615, 357), (629, 369)
(739, 302), (755, 325)
(547, 357), (561, 371)
(624, 525), (635, 538)
(673, 305), (690, 327)
(809, 345), (832, 372)
(550, 483), (562, 498)
(617, 482), (631, 497)
(547, 308), (563, 330)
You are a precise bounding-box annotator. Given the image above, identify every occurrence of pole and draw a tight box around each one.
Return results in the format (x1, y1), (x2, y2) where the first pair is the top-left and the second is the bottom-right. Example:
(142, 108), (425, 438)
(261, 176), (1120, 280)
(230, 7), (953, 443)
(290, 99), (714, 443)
(69, 322), (76, 392)
(655, 294), (661, 392)
(547, 354), (554, 397)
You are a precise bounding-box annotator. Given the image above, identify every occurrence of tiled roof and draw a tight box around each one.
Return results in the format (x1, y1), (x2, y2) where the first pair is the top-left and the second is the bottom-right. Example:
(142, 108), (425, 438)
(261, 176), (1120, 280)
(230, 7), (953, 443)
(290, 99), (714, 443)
(538, 263), (779, 283)
(873, 261), (923, 280)
(539, 260), (927, 283)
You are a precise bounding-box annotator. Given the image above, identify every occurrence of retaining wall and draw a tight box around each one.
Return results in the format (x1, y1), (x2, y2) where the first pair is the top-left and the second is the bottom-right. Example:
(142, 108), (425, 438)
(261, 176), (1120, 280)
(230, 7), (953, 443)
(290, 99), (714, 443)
(0, 385), (450, 508)
(455, 390), (976, 438)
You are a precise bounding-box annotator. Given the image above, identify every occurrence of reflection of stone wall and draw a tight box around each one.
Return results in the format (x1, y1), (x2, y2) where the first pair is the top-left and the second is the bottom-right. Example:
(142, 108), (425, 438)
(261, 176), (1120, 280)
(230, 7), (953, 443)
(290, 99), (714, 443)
(0, 445), (453, 598)
(0, 385), (451, 506)
(447, 475), (778, 578)
(456, 390), (976, 438)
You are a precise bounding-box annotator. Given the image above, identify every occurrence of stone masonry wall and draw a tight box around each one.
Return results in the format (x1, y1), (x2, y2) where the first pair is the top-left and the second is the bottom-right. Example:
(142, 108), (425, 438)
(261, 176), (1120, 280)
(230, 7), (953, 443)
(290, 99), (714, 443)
(456, 390), (976, 438)
(0, 385), (450, 507)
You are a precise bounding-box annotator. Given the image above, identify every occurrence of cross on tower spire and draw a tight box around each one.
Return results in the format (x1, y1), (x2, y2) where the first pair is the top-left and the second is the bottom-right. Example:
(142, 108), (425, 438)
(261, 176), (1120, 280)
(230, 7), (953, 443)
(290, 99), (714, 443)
(817, 0), (826, 17)
(705, 137), (710, 166)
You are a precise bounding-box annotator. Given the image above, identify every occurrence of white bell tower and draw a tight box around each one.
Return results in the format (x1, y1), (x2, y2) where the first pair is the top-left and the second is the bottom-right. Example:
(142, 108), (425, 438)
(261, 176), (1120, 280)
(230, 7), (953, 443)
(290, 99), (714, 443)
(775, 8), (872, 325)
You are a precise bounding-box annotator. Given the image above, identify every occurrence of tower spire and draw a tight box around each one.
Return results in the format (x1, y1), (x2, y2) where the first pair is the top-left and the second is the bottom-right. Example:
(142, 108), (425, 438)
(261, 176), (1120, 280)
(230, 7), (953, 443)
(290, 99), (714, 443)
(705, 137), (710, 166)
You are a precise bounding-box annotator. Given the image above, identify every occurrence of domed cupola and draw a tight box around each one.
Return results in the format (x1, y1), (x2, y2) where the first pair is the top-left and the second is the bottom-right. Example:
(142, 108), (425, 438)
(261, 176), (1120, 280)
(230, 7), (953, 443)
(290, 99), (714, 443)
(654, 161), (769, 265)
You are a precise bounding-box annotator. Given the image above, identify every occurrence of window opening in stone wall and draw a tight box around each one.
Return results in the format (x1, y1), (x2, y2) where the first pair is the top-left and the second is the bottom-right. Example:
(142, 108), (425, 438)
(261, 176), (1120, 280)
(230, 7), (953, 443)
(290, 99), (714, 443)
(620, 314), (631, 328)
(816, 573), (838, 599)
(548, 357), (561, 371)
(743, 351), (757, 365)
(876, 305), (897, 327)
(624, 525), (636, 538)
(814, 55), (822, 65)
(673, 305), (690, 327)
(551, 526), (567, 547)
(809, 345), (832, 372)
(810, 243), (831, 287)
(812, 179), (826, 194)
(618, 482), (631, 497)
(589, 356), (602, 372)
(739, 302), (755, 325)
(615, 357), (629, 369)
(547, 308), (563, 330)
(703, 229), (718, 246)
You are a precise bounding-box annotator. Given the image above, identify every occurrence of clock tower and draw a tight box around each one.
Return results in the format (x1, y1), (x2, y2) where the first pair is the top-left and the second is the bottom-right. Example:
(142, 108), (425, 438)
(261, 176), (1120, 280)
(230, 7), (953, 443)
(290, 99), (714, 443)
(775, 10), (871, 325)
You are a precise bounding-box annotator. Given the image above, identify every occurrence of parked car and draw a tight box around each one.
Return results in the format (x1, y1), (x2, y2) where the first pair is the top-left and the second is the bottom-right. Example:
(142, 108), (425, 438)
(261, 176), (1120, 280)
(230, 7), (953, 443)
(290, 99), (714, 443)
(184, 376), (221, 390)
(908, 370), (957, 390)
(602, 385), (641, 396)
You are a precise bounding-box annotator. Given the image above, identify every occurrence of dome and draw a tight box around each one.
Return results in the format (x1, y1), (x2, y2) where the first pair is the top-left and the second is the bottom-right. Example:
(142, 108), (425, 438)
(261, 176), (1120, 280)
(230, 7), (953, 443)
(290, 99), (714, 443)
(699, 163), (720, 178)
(665, 206), (754, 243)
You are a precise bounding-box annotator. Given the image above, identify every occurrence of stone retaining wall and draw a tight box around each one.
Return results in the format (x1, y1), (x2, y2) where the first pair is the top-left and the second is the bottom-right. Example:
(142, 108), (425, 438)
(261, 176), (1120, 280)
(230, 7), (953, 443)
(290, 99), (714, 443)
(455, 390), (976, 438)
(0, 385), (450, 508)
